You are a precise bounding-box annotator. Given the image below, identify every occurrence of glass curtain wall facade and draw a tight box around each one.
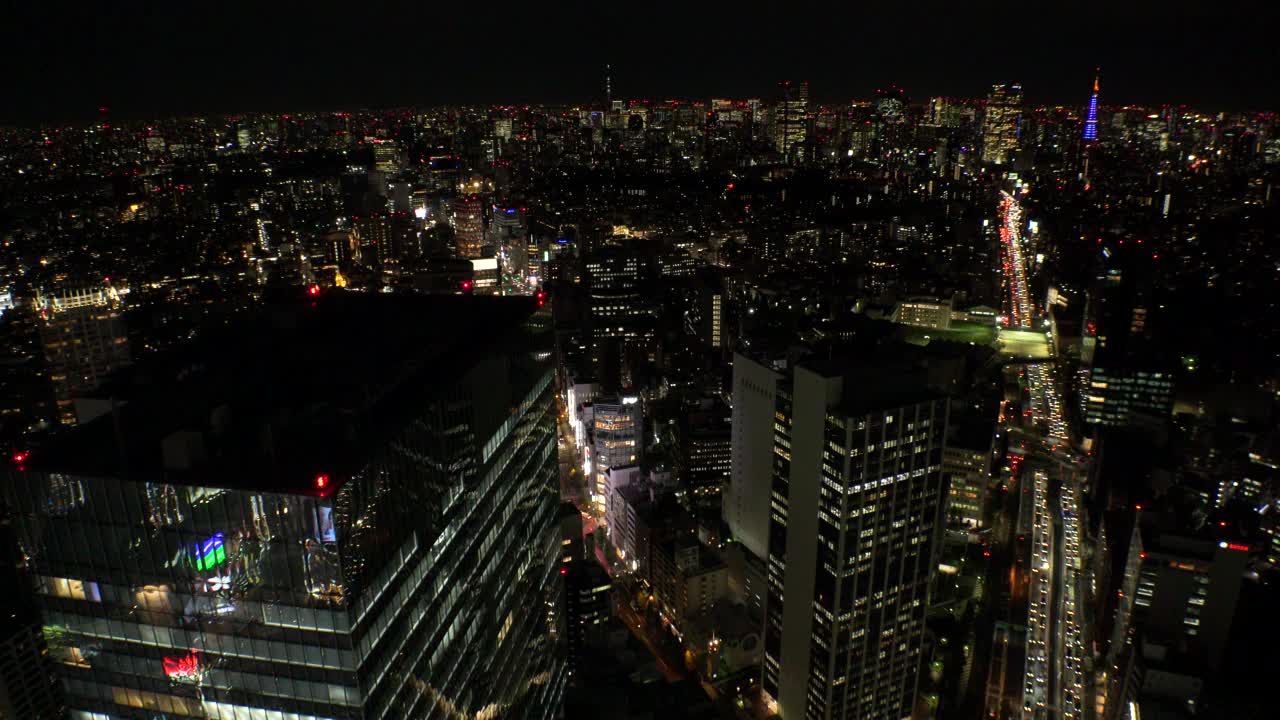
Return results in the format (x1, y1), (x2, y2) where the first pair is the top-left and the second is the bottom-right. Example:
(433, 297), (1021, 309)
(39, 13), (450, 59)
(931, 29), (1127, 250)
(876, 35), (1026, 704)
(6, 322), (565, 720)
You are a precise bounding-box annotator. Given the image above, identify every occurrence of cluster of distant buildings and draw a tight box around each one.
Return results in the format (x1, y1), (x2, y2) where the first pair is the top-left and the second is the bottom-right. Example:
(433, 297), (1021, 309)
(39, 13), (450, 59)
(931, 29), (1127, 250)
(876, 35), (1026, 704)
(2, 60), (1280, 720)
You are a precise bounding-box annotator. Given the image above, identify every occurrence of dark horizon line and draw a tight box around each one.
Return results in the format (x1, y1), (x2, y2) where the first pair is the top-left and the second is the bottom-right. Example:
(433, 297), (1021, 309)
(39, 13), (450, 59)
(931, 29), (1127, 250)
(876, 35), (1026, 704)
(4, 92), (1274, 129)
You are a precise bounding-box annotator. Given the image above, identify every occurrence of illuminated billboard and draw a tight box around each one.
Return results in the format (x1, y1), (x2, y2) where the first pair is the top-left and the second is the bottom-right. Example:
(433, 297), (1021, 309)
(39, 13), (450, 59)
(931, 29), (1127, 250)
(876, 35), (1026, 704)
(189, 533), (227, 572)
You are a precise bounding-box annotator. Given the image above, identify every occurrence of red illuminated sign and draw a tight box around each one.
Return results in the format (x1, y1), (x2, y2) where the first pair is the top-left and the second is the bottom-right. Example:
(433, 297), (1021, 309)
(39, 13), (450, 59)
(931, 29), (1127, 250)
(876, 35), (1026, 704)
(163, 650), (203, 682)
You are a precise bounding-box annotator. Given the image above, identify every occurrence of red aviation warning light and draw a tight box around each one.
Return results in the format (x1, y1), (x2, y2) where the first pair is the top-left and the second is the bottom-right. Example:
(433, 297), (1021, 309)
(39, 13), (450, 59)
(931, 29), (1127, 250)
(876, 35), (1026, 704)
(314, 474), (330, 490)
(307, 285), (321, 296)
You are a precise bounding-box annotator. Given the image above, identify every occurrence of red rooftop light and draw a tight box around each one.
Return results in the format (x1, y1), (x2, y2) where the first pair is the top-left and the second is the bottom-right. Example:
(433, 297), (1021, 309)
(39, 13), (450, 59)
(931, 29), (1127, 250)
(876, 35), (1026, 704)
(307, 285), (321, 296)
(13, 451), (29, 464)
(315, 474), (329, 490)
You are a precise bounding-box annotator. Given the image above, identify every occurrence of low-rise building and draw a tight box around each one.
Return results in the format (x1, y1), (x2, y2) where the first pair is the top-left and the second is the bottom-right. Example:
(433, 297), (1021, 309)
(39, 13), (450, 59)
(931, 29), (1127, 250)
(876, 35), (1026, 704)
(892, 296), (953, 330)
(652, 538), (729, 631)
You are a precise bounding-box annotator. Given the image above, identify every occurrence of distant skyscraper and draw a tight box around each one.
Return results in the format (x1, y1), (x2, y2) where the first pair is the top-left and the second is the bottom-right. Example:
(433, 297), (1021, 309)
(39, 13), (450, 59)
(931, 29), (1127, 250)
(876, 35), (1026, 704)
(452, 195), (485, 258)
(493, 117), (513, 141)
(35, 286), (131, 426)
(1083, 69), (1100, 142)
(874, 85), (906, 121)
(352, 214), (417, 270)
(927, 97), (973, 128)
(6, 293), (565, 720)
(774, 81), (809, 162)
(763, 361), (948, 720)
(372, 141), (399, 174)
(982, 83), (1023, 164)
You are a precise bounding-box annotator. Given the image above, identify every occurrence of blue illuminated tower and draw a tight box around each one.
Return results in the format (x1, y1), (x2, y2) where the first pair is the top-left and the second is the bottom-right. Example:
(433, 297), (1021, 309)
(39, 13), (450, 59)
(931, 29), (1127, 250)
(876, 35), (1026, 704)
(1083, 68), (1100, 142)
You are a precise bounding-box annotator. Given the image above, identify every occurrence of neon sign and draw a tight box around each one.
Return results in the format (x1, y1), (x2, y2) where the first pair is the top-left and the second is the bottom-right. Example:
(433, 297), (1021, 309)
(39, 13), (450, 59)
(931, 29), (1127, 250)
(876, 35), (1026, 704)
(163, 649), (204, 683)
(190, 533), (227, 572)
(202, 575), (232, 592)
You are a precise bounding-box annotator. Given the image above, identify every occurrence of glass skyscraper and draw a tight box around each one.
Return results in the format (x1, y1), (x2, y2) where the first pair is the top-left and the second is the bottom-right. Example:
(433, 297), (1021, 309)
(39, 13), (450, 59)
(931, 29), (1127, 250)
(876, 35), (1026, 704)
(5, 293), (565, 720)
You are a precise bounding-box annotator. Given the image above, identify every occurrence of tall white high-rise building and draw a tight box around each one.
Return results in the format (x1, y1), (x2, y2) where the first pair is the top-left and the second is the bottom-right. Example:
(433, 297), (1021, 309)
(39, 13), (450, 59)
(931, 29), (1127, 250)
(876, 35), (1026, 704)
(725, 352), (784, 562)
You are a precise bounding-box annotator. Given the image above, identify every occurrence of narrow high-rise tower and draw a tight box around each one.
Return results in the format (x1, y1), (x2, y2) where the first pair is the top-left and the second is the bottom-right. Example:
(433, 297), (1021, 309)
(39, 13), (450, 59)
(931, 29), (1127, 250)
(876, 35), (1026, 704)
(774, 80), (809, 163)
(762, 359), (949, 720)
(452, 195), (485, 258)
(981, 83), (1023, 165)
(1083, 68), (1100, 142)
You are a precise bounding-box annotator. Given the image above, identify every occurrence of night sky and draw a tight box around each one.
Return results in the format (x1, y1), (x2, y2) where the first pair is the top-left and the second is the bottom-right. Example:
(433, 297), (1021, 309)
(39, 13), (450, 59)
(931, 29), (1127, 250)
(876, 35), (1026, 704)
(3, 0), (1277, 123)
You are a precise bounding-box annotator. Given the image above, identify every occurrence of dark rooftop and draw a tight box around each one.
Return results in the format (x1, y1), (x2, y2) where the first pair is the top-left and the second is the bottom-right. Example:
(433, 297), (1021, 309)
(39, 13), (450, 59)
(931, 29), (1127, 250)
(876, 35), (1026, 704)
(21, 290), (542, 496)
(798, 354), (947, 416)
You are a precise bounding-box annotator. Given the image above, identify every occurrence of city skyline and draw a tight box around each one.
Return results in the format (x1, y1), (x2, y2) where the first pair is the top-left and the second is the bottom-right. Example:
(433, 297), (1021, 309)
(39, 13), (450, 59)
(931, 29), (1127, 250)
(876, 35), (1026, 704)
(3, 16), (1280, 718)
